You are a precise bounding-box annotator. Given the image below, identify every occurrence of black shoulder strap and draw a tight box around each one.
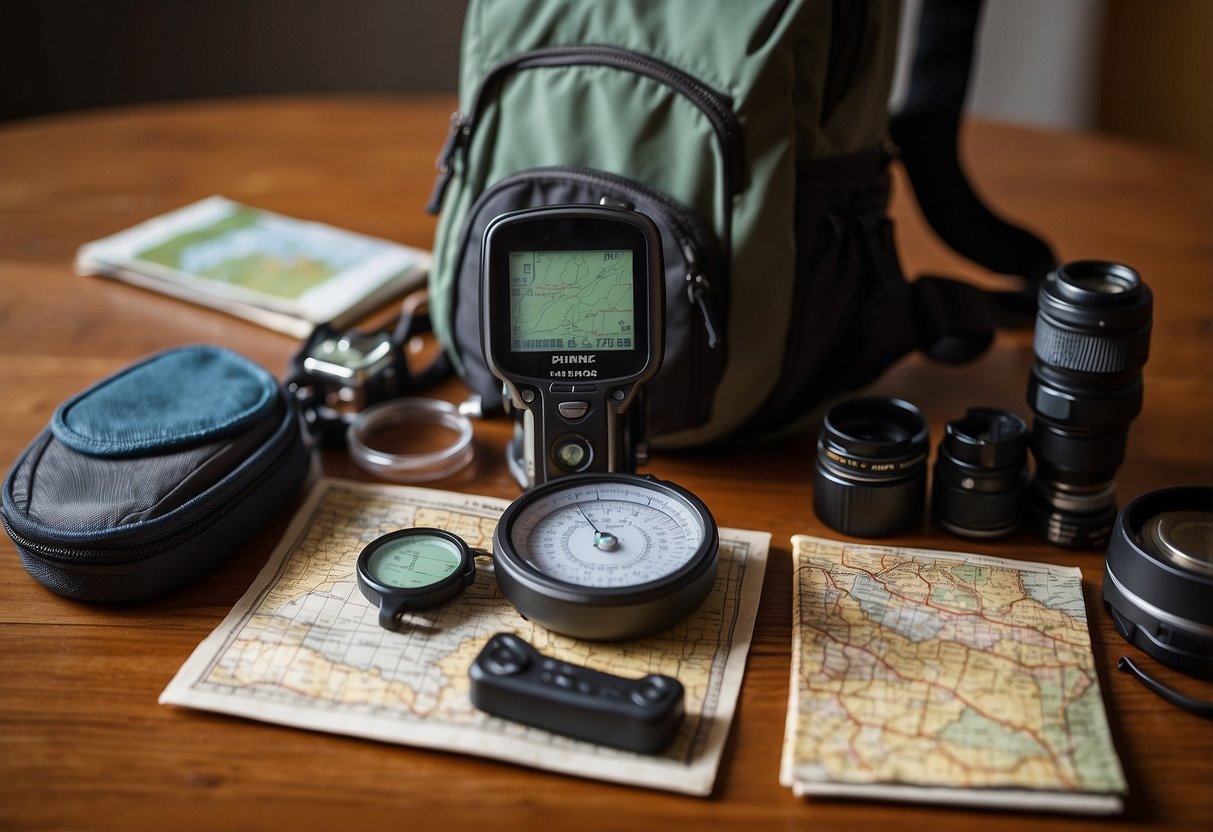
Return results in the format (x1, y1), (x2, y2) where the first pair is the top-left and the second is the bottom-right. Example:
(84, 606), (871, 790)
(890, 0), (1057, 362)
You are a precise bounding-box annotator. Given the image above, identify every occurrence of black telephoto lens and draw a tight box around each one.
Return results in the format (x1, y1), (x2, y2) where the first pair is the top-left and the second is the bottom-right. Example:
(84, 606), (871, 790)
(814, 397), (928, 538)
(932, 408), (1029, 539)
(1026, 260), (1153, 548)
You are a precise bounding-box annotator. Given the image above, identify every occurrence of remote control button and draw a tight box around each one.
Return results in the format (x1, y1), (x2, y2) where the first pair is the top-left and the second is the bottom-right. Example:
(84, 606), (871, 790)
(631, 677), (673, 707)
(553, 673), (575, 689)
(577, 681), (594, 695)
(482, 642), (530, 676)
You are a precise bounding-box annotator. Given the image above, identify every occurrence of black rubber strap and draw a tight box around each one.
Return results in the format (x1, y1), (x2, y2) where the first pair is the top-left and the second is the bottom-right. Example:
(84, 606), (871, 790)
(891, 0), (1058, 359)
(911, 276), (995, 364)
(1118, 656), (1213, 720)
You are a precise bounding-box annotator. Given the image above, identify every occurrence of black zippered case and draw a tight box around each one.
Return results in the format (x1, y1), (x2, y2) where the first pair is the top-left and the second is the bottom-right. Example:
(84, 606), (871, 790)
(2, 345), (311, 602)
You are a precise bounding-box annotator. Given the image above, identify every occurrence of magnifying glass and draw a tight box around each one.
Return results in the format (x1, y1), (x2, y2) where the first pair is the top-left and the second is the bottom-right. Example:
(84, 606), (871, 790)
(356, 527), (483, 630)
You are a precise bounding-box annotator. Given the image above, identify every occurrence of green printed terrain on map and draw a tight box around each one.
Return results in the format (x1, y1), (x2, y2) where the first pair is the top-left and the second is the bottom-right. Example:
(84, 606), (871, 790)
(135, 206), (335, 300)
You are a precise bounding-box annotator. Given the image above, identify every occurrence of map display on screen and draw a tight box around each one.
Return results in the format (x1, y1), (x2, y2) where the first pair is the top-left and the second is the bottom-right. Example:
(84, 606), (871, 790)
(508, 250), (635, 352)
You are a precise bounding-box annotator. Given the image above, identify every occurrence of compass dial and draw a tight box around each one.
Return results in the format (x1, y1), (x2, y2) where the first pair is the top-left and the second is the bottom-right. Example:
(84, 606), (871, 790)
(365, 534), (464, 589)
(356, 528), (479, 630)
(511, 483), (706, 589)
(494, 473), (719, 640)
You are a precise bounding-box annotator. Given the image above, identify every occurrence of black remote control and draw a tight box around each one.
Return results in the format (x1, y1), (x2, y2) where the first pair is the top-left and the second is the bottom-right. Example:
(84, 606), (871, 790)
(468, 632), (685, 754)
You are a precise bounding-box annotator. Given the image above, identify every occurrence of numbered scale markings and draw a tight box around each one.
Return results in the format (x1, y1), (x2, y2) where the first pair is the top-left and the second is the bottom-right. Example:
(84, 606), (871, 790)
(493, 473), (719, 640)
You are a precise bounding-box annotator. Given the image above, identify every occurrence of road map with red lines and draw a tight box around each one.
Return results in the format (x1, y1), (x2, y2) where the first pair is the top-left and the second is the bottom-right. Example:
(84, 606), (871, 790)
(781, 535), (1126, 814)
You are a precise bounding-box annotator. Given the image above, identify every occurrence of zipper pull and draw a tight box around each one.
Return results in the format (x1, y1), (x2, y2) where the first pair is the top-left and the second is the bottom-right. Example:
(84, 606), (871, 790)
(681, 241), (722, 349)
(687, 274), (722, 349)
(685, 264), (722, 353)
(426, 111), (468, 215)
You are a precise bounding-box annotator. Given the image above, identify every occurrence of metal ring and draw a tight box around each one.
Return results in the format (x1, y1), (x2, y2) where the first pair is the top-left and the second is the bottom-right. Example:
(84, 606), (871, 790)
(347, 398), (474, 483)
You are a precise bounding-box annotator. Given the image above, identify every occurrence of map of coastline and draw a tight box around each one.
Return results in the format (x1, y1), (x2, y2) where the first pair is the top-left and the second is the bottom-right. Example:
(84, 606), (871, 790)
(781, 535), (1126, 814)
(161, 479), (768, 796)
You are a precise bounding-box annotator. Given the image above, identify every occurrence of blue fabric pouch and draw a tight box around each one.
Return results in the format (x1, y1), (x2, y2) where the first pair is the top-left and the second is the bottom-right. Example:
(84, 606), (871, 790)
(2, 345), (310, 601)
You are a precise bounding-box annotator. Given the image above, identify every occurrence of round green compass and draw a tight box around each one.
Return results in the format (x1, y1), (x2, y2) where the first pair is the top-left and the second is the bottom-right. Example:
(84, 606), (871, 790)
(356, 528), (479, 630)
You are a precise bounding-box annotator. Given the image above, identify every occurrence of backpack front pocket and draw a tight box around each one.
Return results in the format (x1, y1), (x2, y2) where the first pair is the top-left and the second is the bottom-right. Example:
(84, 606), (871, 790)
(449, 166), (728, 436)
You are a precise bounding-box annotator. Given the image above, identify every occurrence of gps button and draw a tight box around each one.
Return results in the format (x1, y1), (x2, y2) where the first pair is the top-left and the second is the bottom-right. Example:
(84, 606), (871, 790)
(558, 401), (590, 421)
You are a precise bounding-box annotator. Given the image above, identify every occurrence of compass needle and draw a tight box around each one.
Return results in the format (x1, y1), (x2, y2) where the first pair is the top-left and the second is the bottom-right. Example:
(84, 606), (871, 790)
(576, 502), (619, 551)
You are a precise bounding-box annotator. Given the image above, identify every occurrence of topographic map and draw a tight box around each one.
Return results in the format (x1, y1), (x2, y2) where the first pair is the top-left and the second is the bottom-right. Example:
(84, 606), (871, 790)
(509, 249), (635, 351)
(781, 535), (1126, 814)
(161, 479), (768, 796)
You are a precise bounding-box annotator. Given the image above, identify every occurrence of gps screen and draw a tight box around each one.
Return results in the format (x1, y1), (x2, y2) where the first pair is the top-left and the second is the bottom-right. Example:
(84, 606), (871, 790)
(507, 249), (636, 352)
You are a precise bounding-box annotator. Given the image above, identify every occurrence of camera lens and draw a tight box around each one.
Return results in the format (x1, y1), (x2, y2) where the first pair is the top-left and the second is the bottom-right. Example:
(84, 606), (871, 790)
(1026, 479), (1119, 550)
(814, 398), (928, 537)
(1026, 261), (1153, 548)
(1033, 261), (1152, 373)
(932, 408), (1029, 539)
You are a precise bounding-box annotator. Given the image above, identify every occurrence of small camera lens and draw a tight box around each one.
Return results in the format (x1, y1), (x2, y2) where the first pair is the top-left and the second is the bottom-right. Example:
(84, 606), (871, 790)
(932, 408), (1029, 539)
(1055, 259), (1140, 296)
(813, 398), (928, 537)
(1033, 260), (1151, 376)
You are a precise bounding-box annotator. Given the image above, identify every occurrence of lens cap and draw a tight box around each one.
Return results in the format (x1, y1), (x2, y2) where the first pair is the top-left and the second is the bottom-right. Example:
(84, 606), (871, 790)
(1141, 510), (1213, 578)
(1103, 486), (1213, 679)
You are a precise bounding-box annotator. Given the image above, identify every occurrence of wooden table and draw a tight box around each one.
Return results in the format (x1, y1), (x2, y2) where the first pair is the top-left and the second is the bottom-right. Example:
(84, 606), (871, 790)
(1, 97), (1210, 831)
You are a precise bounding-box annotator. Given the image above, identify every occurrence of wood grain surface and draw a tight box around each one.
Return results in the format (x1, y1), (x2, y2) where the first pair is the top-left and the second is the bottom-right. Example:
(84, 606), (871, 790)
(0, 96), (1210, 831)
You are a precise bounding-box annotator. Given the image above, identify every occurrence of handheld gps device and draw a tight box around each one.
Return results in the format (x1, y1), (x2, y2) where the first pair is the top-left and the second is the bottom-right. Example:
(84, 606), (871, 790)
(481, 205), (664, 488)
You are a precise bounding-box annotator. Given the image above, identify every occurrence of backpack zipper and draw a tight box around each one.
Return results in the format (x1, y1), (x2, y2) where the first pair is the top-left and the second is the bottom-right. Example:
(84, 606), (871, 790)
(427, 45), (746, 217)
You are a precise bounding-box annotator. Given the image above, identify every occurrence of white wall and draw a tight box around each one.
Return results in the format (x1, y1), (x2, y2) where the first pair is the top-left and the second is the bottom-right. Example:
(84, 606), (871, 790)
(892, 0), (1107, 130)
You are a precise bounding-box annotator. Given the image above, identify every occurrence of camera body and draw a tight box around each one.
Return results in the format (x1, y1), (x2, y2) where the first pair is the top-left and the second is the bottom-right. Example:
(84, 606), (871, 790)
(288, 323), (410, 448)
(481, 205), (664, 489)
(286, 293), (448, 449)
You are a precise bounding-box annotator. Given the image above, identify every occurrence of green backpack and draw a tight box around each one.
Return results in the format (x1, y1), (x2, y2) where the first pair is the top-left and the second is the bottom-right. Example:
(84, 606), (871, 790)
(426, 0), (1051, 447)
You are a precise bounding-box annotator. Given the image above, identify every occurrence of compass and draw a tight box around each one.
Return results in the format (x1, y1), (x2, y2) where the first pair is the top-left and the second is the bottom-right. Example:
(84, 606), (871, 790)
(356, 527), (479, 630)
(492, 473), (719, 640)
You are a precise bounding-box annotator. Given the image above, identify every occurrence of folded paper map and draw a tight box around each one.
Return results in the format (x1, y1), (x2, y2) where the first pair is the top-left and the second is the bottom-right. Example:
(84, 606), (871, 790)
(76, 196), (428, 336)
(161, 478), (768, 796)
(781, 535), (1127, 814)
